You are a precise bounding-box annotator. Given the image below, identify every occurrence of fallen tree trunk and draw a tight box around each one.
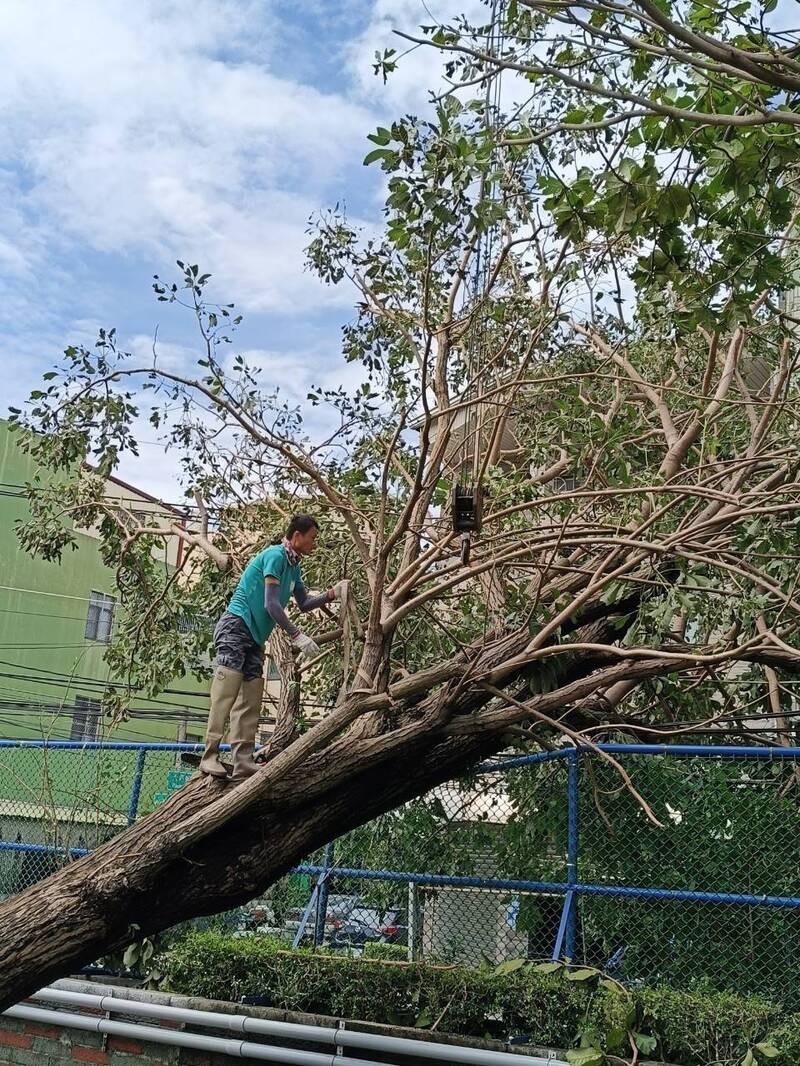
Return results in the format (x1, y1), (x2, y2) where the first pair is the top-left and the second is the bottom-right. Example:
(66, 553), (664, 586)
(0, 605), (622, 1008)
(0, 723), (502, 1009)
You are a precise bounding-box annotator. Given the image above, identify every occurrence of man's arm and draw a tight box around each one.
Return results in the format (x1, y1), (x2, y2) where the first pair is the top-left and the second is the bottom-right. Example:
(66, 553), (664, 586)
(265, 578), (322, 661)
(264, 578), (300, 638)
(293, 580), (335, 613)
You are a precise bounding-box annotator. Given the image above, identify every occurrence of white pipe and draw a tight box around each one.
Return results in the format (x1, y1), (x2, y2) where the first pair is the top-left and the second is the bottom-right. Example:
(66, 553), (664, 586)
(28, 984), (567, 1066)
(34, 988), (325, 1044)
(5, 1003), (365, 1066)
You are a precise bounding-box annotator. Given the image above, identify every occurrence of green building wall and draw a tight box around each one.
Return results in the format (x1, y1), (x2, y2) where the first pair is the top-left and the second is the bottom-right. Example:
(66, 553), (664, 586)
(0, 421), (217, 889)
(0, 419), (209, 746)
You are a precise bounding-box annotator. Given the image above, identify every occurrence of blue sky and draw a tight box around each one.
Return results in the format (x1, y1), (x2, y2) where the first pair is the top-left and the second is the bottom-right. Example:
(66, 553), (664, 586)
(3, 0), (794, 502)
(0, 0), (472, 500)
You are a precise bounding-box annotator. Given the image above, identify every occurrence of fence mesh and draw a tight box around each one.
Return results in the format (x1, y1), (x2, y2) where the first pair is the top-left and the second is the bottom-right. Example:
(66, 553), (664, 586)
(1, 740), (799, 1004)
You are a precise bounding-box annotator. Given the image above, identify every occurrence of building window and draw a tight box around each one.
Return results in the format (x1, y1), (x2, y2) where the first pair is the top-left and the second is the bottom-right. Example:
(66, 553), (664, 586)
(71, 696), (101, 741)
(85, 591), (115, 642)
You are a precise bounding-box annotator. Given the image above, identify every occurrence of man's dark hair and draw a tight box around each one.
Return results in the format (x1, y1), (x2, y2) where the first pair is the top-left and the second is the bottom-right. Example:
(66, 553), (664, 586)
(285, 515), (319, 538)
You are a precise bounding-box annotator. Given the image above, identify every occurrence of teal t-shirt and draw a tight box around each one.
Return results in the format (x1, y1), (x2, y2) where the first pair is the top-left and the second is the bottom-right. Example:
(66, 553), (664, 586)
(227, 545), (301, 645)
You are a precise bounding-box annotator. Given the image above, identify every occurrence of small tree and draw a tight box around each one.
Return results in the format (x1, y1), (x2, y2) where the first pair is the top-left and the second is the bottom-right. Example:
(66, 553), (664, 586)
(2, 0), (800, 1007)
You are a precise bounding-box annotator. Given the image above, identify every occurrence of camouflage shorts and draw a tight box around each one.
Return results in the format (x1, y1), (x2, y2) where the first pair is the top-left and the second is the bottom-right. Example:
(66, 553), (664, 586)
(213, 612), (263, 680)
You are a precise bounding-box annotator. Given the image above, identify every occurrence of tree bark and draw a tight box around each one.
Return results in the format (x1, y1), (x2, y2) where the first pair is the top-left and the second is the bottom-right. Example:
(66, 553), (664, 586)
(0, 605), (616, 1008)
(0, 720), (501, 1009)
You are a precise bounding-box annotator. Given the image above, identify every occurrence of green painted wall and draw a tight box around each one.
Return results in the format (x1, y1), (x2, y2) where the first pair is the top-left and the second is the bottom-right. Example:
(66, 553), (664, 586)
(0, 420), (209, 746)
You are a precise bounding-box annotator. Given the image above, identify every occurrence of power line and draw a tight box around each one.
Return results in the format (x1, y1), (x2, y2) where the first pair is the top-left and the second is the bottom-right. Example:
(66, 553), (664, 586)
(0, 584), (112, 604)
(0, 481), (221, 521)
(0, 643), (100, 650)
(0, 604), (90, 623)
(0, 701), (207, 720)
(0, 666), (208, 711)
(0, 714), (193, 745)
(0, 656), (332, 712)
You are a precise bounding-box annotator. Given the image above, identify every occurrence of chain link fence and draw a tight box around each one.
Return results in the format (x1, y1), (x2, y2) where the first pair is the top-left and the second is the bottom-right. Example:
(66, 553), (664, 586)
(1, 740), (799, 1004)
(0, 741), (192, 896)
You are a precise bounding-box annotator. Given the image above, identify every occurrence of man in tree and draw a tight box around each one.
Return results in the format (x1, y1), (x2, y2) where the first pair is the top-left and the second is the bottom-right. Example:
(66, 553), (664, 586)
(200, 514), (344, 781)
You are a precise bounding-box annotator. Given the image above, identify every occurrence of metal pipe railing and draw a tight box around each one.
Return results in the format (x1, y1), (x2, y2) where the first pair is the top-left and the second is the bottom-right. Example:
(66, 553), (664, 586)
(5, 1002), (359, 1066)
(21, 985), (568, 1066)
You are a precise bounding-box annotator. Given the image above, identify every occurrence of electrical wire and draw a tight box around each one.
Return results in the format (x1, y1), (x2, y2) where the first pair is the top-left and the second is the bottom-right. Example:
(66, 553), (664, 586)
(0, 665), (331, 711)
(0, 605), (90, 624)
(0, 480), (234, 521)
(0, 665), (208, 712)
(0, 584), (106, 604)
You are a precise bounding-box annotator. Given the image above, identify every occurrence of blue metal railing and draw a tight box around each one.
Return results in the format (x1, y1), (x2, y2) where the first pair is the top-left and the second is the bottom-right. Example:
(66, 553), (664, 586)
(2, 738), (800, 966)
(0, 740), (208, 750)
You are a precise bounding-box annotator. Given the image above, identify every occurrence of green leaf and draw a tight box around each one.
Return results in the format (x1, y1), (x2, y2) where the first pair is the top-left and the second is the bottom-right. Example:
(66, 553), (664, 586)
(414, 1008), (434, 1028)
(494, 958), (526, 975)
(122, 943), (140, 968)
(566, 967), (599, 981)
(533, 961), (562, 974)
(741, 1051), (756, 1066)
(657, 185), (692, 223)
(363, 148), (395, 167)
(755, 1045), (780, 1059)
(566, 1049), (604, 1066)
(598, 977), (621, 992)
(605, 1027), (626, 1053)
(634, 1032), (658, 1054)
(367, 127), (392, 146)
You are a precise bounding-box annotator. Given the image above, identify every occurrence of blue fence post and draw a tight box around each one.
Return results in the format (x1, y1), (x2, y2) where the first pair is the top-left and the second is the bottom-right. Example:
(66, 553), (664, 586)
(314, 841), (335, 947)
(127, 748), (147, 826)
(293, 881), (322, 949)
(565, 746), (580, 959)
(553, 746), (580, 961)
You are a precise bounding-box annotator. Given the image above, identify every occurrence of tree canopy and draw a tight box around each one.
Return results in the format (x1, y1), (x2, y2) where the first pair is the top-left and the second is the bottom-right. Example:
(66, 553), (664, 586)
(2, 0), (800, 1009)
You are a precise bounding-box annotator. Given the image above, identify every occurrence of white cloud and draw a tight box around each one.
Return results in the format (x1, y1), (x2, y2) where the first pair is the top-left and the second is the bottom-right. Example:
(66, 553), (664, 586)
(0, 0), (378, 313)
(234, 345), (368, 413)
(0, 0), (422, 500)
(107, 341), (371, 502)
(346, 0), (487, 113)
(129, 333), (200, 371)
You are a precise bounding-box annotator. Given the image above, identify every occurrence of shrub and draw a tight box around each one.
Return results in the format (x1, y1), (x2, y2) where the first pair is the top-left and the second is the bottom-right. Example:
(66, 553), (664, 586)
(362, 942), (408, 962)
(635, 986), (782, 1065)
(764, 1014), (800, 1065)
(159, 932), (787, 1064)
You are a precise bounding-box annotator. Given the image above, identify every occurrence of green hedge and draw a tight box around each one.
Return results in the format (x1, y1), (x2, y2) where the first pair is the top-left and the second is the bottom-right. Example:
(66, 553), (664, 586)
(362, 942), (409, 962)
(158, 931), (795, 1065)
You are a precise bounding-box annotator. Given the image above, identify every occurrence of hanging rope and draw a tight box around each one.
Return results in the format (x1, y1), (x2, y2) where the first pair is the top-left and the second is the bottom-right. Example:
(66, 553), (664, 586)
(452, 0), (506, 566)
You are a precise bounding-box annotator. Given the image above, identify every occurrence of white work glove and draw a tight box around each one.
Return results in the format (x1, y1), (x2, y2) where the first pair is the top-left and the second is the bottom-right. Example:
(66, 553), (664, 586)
(330, 580), (349, 601)
(292, 632), (321, 661)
